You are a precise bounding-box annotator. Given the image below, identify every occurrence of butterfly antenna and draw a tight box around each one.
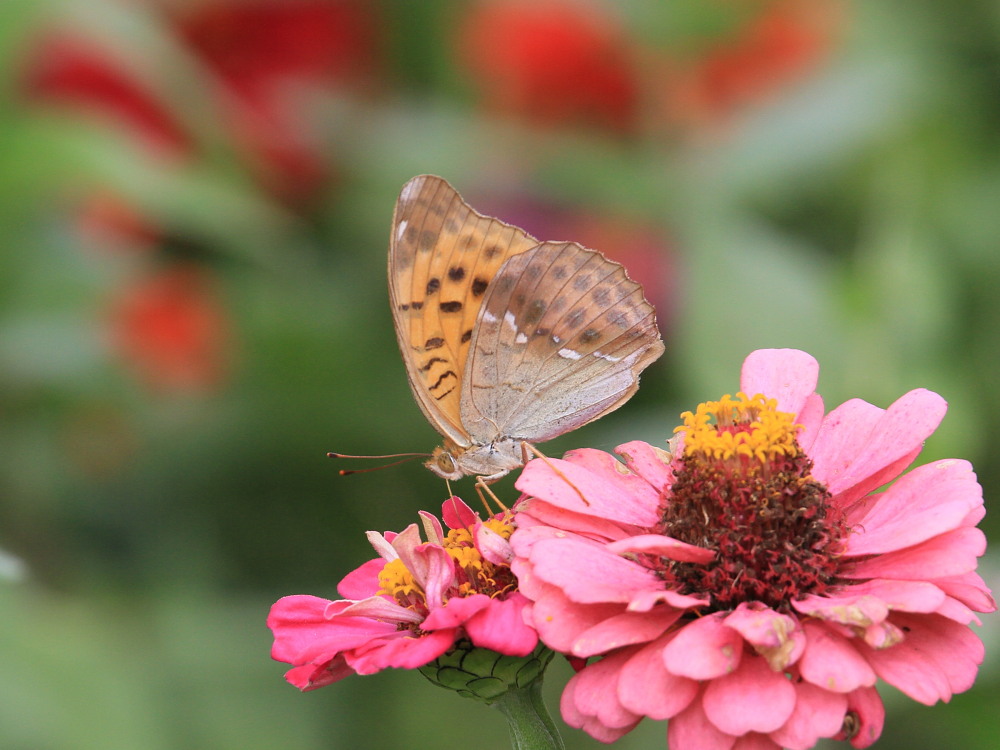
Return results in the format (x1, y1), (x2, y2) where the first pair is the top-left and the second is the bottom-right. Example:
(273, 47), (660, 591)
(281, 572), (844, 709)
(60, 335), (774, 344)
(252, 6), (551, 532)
(327, 451), (428, 476)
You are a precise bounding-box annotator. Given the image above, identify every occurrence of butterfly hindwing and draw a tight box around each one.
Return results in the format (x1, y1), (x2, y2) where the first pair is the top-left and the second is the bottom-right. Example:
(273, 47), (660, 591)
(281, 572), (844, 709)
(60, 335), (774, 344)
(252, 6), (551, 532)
(460, 241), (665, 444)
(388, 175), (539, 446)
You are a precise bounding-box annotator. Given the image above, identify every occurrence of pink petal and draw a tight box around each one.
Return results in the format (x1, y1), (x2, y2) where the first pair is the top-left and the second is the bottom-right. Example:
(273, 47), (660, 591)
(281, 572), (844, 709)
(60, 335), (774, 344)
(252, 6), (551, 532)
(560, 662), (639, 743)
(668, 696), (737, 750)
(572, 607), (681, 658)
(516, 497), (634, 540)
(515, 454), (660, 527)
(874, 613), (986, 697)
(527, 535), (663, 603)
(338, 595), (423, 624)
(769, 681), (848, 750)
(618, 633), (699, 720)
(793, 593), (888, 627)
(702, 655), (797, 734)
(336, 558), (384, 599)
(615, 439), (675, 494)
(284, 658), (353, 691)
(839, 686), (885, 748)
(465, 593), (539, 656)
(934, 572), (997, 614)
(740, 349), (819, 417)
(562, 648), (643, 732)
(795, 394), (826, 453)
(267, 595), (398, 664)
(724, 603), (805, 670)
(528, 580), (627, 652)
(807, 399), (884, 489)
(418, 509), (445, 545)
(607, 534), (715, 563)
(845, 459), (982, 555)
(797, 620), (876, 693)
(662, 613), (743, 680)
(837, 579), (946, 614)
(563, 446), (664, 509)
(421, 593), (491, 630)
(475, 522), (513, 565)
(732, 735), (781, 750)
(627, 587), (711, 612)
(823, 389), (947, 505)
(409, 543), (456, 608)
(346, 628), (456, 673)
(842, 527), (986, 581)
(441, 496), (478, 530)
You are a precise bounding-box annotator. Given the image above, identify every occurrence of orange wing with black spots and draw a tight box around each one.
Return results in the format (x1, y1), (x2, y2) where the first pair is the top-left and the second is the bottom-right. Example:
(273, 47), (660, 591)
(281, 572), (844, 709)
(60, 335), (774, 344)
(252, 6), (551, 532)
(388, 175), (538, 448)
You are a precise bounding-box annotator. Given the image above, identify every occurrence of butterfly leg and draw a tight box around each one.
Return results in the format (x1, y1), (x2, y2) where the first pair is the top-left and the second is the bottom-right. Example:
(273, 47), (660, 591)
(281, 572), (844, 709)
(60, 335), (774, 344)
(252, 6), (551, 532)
(519, 441), (592, 507)
(474, 476), (509, 515)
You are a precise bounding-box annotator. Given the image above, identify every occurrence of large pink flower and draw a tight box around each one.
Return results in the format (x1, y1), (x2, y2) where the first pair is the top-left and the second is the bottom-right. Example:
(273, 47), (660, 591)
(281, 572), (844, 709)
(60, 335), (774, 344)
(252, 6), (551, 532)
(510, 348), (994, 749)
(269, 497), (538, 691)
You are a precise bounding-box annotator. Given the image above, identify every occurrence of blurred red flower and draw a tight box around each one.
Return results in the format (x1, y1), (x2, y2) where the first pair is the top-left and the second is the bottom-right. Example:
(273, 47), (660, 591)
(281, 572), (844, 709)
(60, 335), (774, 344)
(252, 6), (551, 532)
(457, 0), (641, 134)
(662, 0), (844, 128)
(23, 34), (190, 157)
(174, 0), (382, 203)
(23, 0), (382, 212)
(107, 265), (231, 393)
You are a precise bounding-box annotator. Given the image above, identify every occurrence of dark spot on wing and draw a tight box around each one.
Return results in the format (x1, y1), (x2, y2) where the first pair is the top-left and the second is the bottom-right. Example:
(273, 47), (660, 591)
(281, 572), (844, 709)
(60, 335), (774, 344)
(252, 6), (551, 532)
(411, 300), (424, 310)
(565, 308), (586, 328)
(426, 277), (440, 295)
(592, 287), (612, 307)
(448, 266), (466, 282)
(494, 276), (516, 295)
(525, 263), (543, 279)
(607, 310), (631, 328)
(580, 328), (601, 344)
(440, 301), (463, 313)
(445, 219), (460, 233)
(424, 337), (445, 350)
(472, 278), (489, 296)
(484, 244), (503, 258)
(404, 226), (418, 245)
(550, 296), (567, 312)
(551, 265), (568, 280)
(461, 234), (479, 250)
(461, 329), (473, 343)
(573, 274), (593, 291)
(523, 299), (547, 326)
(419, 230), (437, 251)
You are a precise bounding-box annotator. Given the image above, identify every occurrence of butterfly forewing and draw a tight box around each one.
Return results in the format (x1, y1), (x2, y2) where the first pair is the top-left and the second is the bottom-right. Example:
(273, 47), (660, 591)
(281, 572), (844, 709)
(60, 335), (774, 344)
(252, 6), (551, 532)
(460, 241), (665, 444)
(388, 175), (539, 446)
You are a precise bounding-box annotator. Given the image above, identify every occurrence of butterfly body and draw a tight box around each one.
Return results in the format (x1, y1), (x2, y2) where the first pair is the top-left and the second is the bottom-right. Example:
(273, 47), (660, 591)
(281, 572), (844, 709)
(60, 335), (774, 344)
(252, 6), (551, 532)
(389, 175), (664, 482)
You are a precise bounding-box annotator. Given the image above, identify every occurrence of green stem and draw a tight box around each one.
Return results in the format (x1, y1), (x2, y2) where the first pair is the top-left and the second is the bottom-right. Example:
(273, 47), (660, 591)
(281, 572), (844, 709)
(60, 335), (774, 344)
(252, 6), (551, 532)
(493, 679), (565, 750)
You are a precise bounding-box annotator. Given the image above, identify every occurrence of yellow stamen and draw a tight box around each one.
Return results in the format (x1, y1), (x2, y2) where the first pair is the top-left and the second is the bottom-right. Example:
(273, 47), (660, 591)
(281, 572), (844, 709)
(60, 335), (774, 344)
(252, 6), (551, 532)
(676, 392), (800, 461)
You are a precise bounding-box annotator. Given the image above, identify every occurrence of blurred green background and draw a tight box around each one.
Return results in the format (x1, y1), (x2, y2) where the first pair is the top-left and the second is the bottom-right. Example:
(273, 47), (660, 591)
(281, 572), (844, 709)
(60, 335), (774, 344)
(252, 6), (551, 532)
(1, 0), (996, 748)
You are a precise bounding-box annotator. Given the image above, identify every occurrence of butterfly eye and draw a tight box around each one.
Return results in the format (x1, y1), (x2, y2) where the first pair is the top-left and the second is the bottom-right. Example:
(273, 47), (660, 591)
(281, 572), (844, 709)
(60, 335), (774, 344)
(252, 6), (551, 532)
(434, 449), (459, 475)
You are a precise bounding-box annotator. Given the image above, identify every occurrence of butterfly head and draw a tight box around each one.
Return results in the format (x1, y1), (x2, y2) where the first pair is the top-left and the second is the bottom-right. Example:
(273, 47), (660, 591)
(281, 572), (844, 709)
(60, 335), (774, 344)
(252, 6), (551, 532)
(426, 445), (464, 481)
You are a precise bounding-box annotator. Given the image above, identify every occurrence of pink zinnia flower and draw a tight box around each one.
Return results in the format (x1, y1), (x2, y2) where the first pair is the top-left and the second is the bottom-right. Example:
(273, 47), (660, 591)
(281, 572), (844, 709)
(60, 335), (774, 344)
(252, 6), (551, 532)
(510, 348), (994, 749)
(268, 497), (539, 692)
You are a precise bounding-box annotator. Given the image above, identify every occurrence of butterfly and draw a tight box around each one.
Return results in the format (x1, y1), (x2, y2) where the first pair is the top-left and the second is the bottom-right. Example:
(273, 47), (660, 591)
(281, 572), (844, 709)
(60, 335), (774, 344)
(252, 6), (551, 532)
(389, 175), (664, 482)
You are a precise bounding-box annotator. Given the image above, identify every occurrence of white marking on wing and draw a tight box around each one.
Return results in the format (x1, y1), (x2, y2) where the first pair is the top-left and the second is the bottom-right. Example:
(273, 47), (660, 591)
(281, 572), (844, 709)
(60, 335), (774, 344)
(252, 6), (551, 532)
(396, 220), (408, 242)
(482, 310), (498, 324)
(503, 311), (517, 331)
(592, 351), (622, 362)
(515, 332), (528, 344)
(558, 348), (583, 360)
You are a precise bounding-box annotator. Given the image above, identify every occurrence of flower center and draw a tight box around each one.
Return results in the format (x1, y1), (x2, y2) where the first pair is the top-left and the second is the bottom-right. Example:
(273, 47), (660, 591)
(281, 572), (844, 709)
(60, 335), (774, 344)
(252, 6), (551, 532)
(377, 513), (517, 617)
(658, 393), (845, 613)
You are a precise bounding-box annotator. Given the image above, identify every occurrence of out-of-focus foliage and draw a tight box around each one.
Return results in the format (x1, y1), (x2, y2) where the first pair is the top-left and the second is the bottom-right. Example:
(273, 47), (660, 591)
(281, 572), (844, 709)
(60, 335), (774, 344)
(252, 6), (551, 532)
(0, 1), (996, 748)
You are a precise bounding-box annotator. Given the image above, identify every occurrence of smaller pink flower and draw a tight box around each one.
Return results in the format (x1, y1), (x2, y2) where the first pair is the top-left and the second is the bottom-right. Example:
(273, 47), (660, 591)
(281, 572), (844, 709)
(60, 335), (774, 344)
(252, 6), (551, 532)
(268, 497), (538, 691)
(511, 348), (994, 749)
